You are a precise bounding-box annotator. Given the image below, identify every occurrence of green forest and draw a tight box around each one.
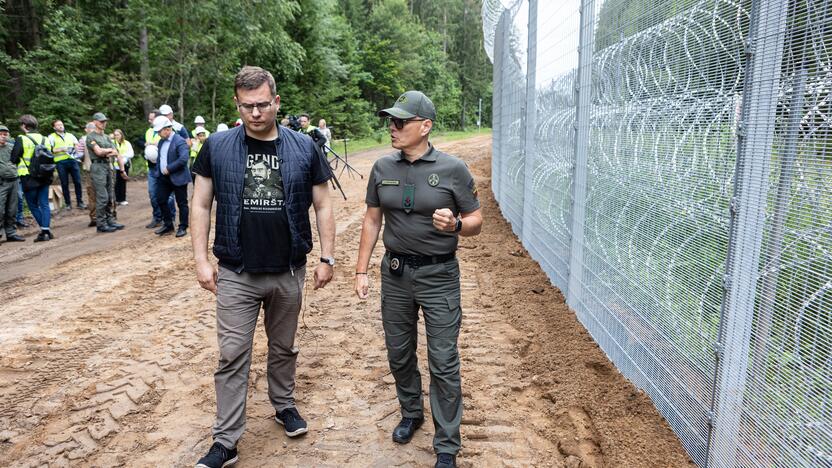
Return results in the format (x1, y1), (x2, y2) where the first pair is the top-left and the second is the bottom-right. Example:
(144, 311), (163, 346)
(0, 0), (492, 141)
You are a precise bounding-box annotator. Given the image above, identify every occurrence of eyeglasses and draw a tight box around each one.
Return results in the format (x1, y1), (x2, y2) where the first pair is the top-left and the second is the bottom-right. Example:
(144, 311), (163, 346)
(389, 117), (427, 130)
(237, 101), (274, 113)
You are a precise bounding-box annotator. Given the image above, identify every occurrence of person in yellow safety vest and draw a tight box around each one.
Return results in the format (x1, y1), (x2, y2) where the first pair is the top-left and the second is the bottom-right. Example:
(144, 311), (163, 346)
(189, 126), (208, 167)
(48, 119), (86, 210)
(144, 109), (175, 229)
(9, 114), (55, 242)
(193, 115), (211, 140)
(113, 129), (134, 206)
(298, 113), (317, 134)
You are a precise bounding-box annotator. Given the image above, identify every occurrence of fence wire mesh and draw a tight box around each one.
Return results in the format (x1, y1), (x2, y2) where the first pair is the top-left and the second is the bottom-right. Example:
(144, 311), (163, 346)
(483, 0), (832, 466)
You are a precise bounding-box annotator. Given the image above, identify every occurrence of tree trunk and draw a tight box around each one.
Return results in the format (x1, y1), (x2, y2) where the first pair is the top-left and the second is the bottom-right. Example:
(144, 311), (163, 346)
(139, 21), (152, 116)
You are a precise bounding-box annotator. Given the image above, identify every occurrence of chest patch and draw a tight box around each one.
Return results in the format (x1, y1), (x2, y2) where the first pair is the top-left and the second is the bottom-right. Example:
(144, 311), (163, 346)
(427, 173), (440, 187)
(381, 179), (400, 186)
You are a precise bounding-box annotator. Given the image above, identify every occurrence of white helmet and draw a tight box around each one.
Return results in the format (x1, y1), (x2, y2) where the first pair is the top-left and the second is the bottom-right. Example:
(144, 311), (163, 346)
(144, 144), (159, 163)
(194, 115), (206, 124)
(216, 123), (229, 132)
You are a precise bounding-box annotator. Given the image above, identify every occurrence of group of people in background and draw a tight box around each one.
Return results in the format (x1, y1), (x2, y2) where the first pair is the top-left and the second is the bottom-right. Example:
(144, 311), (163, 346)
(0, 105), (332, 244)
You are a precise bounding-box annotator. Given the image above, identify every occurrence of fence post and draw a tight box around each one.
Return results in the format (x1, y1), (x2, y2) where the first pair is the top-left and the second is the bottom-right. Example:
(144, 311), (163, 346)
(709, 1), (790, 466)
(491, 12), (505, 203)
(566, 0), (596, 309)
(521, 0), (538, 245)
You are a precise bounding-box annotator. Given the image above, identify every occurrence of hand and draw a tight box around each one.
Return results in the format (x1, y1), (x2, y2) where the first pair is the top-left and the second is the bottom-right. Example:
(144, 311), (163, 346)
(432, 208), (456, 232)
(313, 263), (333, 289)
(162, 167), (169, 175)
(120, 171), (129, 180)
(354, 273), (369, 299)
(196, 260), (218, 294)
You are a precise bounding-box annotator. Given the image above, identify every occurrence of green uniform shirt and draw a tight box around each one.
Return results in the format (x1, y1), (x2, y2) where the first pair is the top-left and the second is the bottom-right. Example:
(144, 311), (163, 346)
(0, 142), (16, 179)
(86, 131), (115, 161)
(366, 144), (480, 256)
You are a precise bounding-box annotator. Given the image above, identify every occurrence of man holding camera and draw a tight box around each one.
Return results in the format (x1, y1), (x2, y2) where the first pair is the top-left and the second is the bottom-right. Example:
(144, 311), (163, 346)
(354, 91), (483, 468)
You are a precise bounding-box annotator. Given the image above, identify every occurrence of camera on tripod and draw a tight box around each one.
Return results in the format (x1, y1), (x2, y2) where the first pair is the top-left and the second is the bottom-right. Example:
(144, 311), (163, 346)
(284, 114), (301, 132)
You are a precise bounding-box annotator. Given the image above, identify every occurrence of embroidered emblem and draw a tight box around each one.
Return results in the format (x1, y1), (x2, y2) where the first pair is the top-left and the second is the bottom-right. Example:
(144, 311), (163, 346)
(427, 173), (440, 187)
(397, 95), (408, 104)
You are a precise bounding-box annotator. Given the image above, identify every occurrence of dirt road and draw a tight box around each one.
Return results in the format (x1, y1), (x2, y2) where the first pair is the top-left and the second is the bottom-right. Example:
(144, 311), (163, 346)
(0, 135), (693, 467)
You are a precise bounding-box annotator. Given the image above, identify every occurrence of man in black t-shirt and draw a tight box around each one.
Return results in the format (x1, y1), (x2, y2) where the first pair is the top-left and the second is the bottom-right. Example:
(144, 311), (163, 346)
(191, 66), (336, 468)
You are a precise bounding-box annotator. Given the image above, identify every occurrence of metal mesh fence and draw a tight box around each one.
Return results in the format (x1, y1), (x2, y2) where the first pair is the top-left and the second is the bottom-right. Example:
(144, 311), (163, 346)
(483, 0), (832, 466)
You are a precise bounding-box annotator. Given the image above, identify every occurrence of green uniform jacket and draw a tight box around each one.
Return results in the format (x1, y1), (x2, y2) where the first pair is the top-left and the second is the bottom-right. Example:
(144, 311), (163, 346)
(0, 142), (18, 180)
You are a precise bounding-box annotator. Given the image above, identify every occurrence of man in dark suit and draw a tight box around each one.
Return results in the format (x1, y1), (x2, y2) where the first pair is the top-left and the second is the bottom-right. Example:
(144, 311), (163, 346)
(152, 115), (192, 237)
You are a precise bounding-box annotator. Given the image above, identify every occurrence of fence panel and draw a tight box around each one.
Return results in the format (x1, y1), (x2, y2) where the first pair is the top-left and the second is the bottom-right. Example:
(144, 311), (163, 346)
(482, 0), (832, 466)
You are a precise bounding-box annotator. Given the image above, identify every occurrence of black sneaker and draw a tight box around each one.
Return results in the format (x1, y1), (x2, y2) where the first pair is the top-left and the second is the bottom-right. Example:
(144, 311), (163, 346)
(195, 442), (238, 468)
(145, 219), (161, 229)
(275, 407), (308, 437)
(435, 453), (456, 468)
(392, 416), (424, 444)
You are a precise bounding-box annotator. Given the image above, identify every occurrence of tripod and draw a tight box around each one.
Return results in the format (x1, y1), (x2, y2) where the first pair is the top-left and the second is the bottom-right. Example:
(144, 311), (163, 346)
(323, 144), (362, 200)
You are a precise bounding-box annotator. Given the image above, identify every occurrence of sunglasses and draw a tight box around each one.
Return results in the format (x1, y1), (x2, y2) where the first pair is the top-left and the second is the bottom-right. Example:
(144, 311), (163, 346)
(389, 117), (427, 130)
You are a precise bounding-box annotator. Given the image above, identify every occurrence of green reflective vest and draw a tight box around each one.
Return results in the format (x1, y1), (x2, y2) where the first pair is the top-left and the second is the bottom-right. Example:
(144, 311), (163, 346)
(17, 132), (47, 177)
(48, 132), (78, 162)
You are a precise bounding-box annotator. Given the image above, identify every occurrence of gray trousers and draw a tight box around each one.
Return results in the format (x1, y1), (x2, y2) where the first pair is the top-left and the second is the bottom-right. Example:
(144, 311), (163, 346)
(90, 162), (114, 227)
(381, 253), (463, 455)
(213, 265), (306, 449)
(0, 178), (18, 237)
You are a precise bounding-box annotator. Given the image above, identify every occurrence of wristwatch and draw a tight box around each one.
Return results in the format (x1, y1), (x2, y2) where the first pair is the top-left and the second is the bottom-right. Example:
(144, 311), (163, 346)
(454, 216), (463, 233)
(320, 256), (336, 266)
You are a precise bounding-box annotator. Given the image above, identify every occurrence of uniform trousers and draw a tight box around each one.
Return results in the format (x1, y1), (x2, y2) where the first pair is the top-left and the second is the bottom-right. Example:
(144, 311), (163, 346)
(90, 161), (115, 227)
(0, 178), (18, 236)
(212, 266), (306, 449)
(380, 253), (463, 455)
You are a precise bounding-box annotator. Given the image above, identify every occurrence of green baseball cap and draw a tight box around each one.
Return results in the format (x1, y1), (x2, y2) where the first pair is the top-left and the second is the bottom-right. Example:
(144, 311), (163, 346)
(0, 125), (8, 132)
(92, 112), (108, 121)
(377, 90), (436, 121)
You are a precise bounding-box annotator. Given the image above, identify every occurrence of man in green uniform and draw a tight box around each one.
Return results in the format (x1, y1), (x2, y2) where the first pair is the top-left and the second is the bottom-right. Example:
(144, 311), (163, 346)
(0, 125), (25, 243)
(354, 91), (483, 468)
(86, 112), (125, 233)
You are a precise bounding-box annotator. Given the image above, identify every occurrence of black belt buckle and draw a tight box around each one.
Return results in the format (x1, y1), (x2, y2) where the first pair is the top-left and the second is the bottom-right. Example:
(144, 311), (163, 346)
(388, 252), (405, 277)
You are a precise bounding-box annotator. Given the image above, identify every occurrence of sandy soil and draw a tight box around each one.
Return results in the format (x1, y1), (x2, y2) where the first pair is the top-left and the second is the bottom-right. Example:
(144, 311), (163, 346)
(0, 135), (694, 467)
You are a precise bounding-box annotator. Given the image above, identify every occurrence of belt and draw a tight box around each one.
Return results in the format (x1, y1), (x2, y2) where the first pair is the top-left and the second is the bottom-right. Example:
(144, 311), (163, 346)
(91, 158), (110, 164)
(386, 250), (455, 267)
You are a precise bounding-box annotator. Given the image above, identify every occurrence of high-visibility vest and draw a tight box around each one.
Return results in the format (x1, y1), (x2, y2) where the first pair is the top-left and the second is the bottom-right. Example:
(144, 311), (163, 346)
(113, 140), (131, 170)
(17, 132), (47, 177)
(190, 140), (203, 162)
(48, 132), (78, 162)
(145, 127), (160, 146)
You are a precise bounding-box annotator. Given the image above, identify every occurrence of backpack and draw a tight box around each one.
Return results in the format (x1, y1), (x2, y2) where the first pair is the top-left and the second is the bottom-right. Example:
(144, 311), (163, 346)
(22, 134), (56, 179)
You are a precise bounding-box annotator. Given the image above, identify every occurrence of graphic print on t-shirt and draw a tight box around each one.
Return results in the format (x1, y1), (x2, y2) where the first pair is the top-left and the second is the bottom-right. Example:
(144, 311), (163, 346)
(243, 152), (284, 213)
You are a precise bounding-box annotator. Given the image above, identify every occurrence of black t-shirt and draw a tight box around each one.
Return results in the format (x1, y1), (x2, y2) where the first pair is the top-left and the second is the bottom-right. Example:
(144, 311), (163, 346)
(192, 134), (306, 273)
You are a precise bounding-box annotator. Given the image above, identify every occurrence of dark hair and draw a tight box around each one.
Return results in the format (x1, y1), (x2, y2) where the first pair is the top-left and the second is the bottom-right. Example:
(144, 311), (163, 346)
(52, 119), (63, 127)
(234, 66), (276, 97)
(149, 109), (160, 118)
(19, 114), (38, 131)
(300, 113), (310, 120)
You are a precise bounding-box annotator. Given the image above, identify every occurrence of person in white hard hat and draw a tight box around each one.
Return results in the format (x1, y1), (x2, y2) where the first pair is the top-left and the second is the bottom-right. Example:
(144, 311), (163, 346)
(193, 116), (211, 140)
(159, 104), (192, 148)
(216, 123), (229, 133)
